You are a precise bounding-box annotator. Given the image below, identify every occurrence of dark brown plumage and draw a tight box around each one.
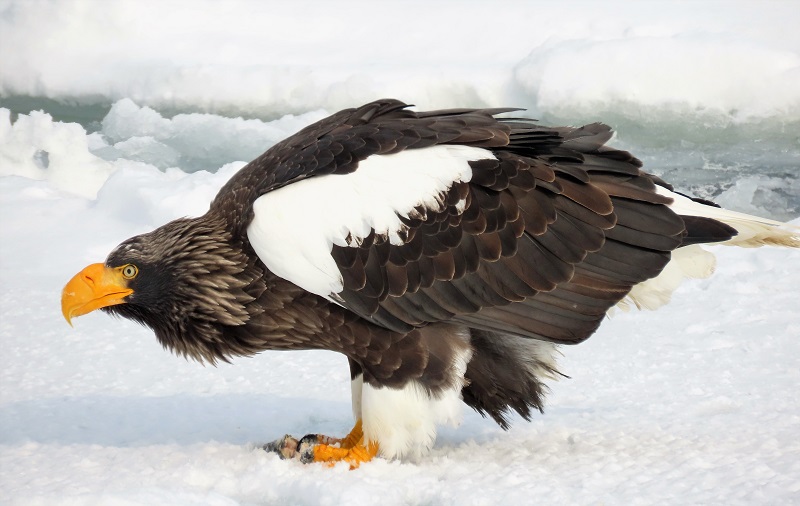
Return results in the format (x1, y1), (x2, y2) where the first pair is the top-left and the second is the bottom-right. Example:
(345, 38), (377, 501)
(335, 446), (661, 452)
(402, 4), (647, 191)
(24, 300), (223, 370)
(66, 98), (791, 463)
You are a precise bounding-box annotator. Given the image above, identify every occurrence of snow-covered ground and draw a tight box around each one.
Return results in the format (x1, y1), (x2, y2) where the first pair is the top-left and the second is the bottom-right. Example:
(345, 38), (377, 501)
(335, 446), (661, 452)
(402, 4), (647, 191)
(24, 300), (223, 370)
(1, 1), (799, 504)
(2, 173), (799, 504)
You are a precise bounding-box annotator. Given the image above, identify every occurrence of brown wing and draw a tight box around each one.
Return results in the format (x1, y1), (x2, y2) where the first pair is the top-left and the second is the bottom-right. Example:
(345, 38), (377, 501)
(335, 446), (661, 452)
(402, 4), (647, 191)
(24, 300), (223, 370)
(330, 121), (689, 345)
(213, 98), (721, 345)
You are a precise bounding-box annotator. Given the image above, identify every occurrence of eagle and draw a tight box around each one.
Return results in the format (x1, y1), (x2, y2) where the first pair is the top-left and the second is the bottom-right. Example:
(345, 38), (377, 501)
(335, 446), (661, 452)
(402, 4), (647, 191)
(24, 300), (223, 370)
(61, 99), (799, 467)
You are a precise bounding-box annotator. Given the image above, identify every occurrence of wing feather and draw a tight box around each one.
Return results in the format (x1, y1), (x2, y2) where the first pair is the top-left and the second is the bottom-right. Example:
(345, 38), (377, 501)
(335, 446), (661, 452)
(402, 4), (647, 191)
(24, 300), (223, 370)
(233, 99), (718, 346)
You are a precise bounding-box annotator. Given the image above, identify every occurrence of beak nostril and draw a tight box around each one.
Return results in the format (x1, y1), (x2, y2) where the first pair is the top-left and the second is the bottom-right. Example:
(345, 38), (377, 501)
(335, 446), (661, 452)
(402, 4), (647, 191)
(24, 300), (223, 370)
(83, 274), (95, 285)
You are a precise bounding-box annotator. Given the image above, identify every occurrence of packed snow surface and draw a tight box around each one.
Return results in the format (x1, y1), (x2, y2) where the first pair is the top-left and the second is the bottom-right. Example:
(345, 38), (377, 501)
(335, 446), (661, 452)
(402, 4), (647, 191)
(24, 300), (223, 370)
(1, 1), (799, 504)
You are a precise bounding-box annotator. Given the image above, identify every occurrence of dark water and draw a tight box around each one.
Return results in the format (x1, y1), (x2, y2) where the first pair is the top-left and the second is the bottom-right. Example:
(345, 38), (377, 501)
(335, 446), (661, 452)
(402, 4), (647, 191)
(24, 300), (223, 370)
(4, 95), (799, 220)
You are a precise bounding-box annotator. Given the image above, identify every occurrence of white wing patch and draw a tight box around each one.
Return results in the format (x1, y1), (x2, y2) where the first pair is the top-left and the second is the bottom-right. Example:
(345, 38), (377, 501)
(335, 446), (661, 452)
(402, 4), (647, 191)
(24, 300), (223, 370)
(247, 145), (495, 298)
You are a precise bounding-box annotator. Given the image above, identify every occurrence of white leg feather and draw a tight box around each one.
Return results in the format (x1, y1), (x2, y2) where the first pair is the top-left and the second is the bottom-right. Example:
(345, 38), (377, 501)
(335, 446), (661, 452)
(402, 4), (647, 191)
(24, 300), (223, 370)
(360, 347), (471, 460)
(618, 245), (716, 311)
(350, 374), (363, 420)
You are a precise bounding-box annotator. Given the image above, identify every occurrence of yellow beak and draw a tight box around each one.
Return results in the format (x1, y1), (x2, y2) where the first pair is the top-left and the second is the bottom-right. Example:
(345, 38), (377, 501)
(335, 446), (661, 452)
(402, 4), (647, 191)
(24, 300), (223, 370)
(61, 263), (134, 325)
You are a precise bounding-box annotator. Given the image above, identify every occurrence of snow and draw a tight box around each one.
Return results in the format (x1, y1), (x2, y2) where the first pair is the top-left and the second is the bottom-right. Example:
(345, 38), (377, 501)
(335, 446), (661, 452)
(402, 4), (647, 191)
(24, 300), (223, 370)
(513, 34), (800, 120)
(1, 0), (800, 504)
(3, 1), (800, 120)
(2, 171), (799, 503)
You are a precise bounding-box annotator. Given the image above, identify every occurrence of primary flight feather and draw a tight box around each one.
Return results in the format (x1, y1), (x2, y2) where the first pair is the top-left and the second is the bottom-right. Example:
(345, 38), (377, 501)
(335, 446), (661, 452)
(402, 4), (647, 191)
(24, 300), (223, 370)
(62, 99), (799, 466)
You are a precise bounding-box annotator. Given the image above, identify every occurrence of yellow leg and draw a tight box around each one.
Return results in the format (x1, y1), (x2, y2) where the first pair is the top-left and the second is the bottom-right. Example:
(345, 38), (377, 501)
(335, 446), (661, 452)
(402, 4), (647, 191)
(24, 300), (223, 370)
(338, 419), (364, 449)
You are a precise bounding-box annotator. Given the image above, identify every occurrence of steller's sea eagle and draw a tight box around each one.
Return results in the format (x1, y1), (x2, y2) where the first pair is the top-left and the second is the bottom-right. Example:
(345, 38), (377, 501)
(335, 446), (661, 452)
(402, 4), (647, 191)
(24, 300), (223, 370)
(61, 99), (799, 467)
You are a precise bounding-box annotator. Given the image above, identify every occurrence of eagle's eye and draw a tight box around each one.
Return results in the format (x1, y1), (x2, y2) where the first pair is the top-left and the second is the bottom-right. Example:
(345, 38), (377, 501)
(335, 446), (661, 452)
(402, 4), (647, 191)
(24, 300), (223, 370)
(121, 264), (139, 279)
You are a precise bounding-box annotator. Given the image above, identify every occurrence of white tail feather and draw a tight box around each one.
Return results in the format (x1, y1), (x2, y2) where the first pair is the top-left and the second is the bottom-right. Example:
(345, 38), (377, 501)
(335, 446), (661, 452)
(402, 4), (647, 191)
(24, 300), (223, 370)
(656, 186), (800, 248)
(616, 187), (799, 312)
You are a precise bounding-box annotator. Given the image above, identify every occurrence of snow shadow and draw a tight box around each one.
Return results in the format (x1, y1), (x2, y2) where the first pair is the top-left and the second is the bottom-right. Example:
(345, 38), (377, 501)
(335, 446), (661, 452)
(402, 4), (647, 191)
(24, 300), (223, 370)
(0, 394), (350, 447)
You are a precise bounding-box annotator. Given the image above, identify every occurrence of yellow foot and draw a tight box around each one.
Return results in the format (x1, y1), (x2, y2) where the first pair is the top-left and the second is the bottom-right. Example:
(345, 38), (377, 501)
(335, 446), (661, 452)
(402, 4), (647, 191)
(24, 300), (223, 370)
(310, 438), (379, 469)
(263, 419), (379, 469)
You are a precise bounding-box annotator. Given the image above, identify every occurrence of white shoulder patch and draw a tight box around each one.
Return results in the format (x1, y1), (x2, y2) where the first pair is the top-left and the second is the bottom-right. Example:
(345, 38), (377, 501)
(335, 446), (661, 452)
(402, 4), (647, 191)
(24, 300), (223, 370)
(247, 145), (495, 298)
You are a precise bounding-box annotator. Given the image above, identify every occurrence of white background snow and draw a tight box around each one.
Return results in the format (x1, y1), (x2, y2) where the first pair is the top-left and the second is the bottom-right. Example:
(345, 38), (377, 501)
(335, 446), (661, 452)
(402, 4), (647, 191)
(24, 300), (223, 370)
(1, 1), (799, 504)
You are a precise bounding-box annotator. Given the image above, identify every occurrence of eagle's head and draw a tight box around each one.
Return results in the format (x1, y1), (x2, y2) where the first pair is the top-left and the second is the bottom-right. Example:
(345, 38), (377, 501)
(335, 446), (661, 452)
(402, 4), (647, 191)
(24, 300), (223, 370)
(61, 215), (267, 363)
